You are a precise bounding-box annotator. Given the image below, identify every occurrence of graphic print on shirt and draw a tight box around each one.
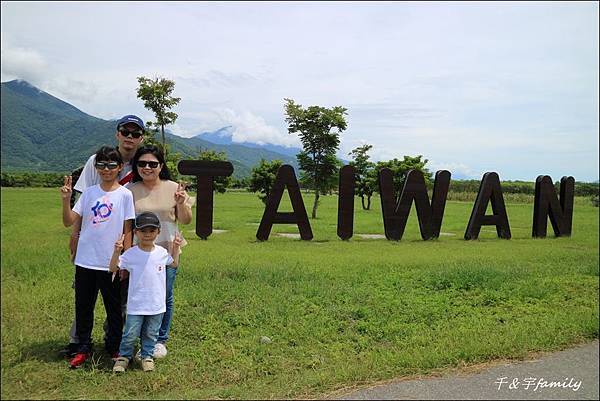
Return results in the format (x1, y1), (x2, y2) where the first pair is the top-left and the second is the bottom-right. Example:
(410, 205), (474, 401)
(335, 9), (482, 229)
(91, 196), (113, 225)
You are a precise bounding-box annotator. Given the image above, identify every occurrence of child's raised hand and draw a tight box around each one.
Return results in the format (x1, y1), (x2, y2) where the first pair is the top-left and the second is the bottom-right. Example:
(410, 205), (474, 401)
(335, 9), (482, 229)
(169, 232), (183, 256)
(114, 234), (125, 253)
(173, 232), (183, 248)
(174, 181), (188, 205)
(60, 176), (73, 200)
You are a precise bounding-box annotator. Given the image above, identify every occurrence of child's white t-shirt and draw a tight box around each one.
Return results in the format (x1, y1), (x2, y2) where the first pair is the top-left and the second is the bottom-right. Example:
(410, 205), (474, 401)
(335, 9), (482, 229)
(119, 245), (173, 315)
(73, 184), (136, 271)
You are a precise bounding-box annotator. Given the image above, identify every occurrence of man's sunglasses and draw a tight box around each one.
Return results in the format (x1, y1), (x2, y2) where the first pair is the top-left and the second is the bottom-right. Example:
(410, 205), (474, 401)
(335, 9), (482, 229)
(137, 161), (160, 169)
(118, 128), (144, 139)
(95, 161), (120, 170)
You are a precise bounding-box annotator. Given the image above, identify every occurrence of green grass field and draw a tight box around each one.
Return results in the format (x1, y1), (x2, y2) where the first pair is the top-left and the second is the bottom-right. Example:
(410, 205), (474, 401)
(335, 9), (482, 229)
(1, 187), (598, 399)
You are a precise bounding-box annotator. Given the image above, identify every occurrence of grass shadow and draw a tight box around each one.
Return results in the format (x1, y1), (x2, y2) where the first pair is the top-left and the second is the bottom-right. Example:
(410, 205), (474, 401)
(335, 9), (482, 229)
(11, 340), (115, 371)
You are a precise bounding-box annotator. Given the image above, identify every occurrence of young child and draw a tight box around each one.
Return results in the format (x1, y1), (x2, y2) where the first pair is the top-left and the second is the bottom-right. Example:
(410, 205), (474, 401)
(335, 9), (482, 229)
(110, 211), (181, 372)
(60, 146), (136, 369)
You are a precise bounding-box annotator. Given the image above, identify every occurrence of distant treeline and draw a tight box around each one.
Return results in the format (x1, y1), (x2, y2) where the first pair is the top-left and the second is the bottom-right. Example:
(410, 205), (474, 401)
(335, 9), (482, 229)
(1, 172), (66, 188)
(2, 171), (598, 196)
(447, 179), (599, 197)
(0, 172), (250, 190)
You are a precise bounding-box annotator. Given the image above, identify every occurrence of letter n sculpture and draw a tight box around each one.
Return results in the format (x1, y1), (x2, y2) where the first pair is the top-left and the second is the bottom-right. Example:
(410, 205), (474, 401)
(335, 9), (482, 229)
(532, 175), (574, 237)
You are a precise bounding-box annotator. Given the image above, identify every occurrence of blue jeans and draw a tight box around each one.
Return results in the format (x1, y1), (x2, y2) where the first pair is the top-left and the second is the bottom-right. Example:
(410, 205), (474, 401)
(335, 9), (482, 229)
(157, 266), (178, 344)
(119, 313), (164, 359)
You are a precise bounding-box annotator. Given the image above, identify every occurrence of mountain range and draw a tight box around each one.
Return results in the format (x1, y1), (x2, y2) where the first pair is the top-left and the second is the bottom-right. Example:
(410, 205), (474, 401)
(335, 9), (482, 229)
(193, 126), (302, 158)
(0, 80), (300, 178)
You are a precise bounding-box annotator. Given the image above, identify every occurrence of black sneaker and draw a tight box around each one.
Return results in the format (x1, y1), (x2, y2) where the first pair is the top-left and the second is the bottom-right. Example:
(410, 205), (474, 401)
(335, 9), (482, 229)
(59, 343), (79, 358)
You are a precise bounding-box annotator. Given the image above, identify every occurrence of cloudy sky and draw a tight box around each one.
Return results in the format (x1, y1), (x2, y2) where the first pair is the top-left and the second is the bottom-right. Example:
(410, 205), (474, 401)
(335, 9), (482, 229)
(2, 1), (598, 181)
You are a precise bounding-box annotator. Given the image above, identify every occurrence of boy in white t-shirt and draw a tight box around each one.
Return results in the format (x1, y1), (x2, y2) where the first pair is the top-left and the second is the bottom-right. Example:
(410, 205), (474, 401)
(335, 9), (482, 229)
(110, 211), (182, 372)
(60, 146), (136, 369)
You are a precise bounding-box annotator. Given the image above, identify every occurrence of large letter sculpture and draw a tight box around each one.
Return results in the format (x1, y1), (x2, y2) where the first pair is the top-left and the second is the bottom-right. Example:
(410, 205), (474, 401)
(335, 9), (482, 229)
(464, 172), (511, 240)
(337, 165), (355, 240)
(256, 165), (313, 241)
(532, 175), (574, 237)
(178, 160), (234, 239)
(378, 169), (451, 240)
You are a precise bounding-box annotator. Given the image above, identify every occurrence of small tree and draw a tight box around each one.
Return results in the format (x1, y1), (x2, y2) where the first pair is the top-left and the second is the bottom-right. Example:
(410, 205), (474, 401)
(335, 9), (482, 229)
(136, 76), (181, 157)
(231, 177), (250, 189)
(349, 144), (376, 210)
(375, 155), (432, 201)
(194, 149), (231, 193)
(248, 158), (283, 204)
(298, 154), (342, 195)
(284, 98), (347, 218)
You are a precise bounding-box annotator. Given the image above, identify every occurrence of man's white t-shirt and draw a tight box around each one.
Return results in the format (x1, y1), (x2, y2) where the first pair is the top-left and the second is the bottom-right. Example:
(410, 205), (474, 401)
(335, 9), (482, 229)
(73, 185), (136, 271)
(74, 154), (134, 193)
(118, 245), (173, 315)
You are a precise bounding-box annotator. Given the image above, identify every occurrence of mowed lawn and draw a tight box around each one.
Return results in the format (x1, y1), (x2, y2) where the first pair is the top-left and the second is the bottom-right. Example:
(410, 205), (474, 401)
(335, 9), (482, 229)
(1, 187), (598, 400)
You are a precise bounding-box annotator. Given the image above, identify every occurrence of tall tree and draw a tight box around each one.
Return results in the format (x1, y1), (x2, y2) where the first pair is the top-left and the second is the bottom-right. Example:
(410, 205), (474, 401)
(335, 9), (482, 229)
(375, 155), (432, 201)
(249, 158), (284, 204)
(284, 98), (347, 218)
(349, 144), (376, 210)
(136, 76), (181, 156)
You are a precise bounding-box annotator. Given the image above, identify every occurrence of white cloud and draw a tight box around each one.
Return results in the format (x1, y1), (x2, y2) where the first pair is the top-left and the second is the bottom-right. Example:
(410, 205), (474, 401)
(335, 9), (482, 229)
(0, 40), (47, 85)
(165, 108), (300, 148)
(1, 2), (597, 180)
(428, 161), (481, 180)
(165, 123), (190, 138)
(211, 108), (299, 147)
(46, 77), (98, 104)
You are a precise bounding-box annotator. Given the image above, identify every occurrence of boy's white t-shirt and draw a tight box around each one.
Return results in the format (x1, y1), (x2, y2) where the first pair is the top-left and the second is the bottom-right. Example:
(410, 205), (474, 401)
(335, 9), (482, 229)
(119, 245), (173, 315)
(73, 184), (136, 271)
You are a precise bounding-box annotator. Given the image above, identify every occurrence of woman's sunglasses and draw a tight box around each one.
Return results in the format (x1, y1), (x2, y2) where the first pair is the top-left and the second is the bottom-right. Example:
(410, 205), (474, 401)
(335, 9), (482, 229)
(95, 161), (120, 170)
(137, 161), (160, 169)
(118, 128), (144, 139)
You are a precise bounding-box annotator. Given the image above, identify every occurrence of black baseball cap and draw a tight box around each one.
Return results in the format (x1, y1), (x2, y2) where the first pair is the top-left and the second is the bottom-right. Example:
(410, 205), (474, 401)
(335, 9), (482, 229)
(134, 211), (161, 229)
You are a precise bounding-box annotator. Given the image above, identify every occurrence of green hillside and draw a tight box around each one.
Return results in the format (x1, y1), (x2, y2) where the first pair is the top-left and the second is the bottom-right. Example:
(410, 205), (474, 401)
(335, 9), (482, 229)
(0, 80), (298, 178)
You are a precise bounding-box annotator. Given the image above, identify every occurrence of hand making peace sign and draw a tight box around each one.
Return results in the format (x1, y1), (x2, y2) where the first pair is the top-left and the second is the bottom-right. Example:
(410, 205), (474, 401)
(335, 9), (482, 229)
(174, 181), (188, 205)
(114, 234), (125, 254)
(169, 232), (183, 256)
(60, 176), (73, 201)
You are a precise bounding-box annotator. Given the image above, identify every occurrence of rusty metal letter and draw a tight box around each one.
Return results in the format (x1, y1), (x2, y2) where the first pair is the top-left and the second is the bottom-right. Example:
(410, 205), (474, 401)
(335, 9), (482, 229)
(256, 165), (313, 241)
(378, 169), (451, 240)
(178, 160), (234, 240)
(337, 165), (355, 240)
(532, 175), (574, 237)
(464, 172), (511, 240)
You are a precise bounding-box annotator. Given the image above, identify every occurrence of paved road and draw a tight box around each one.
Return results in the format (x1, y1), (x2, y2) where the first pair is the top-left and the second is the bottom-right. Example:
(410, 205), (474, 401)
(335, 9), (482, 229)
(335, 340), (599, 400)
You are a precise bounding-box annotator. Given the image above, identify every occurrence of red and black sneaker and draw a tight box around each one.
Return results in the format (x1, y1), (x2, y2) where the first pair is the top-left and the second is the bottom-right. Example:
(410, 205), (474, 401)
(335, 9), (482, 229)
(69, 352), (89, 369)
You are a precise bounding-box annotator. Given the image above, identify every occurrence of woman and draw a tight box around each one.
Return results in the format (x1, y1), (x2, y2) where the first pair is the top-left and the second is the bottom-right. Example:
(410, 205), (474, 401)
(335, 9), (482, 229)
(127, 144), (194, 358)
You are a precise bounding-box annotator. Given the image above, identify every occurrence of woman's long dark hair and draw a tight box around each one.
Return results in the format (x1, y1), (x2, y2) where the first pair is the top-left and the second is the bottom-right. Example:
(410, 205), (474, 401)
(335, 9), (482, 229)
(131, 145), (172, 183)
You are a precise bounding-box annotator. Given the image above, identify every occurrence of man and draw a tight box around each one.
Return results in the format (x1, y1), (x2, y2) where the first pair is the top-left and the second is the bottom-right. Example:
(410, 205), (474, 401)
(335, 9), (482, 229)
(62, 115), (145, 357)
(74, 115), (146, 192)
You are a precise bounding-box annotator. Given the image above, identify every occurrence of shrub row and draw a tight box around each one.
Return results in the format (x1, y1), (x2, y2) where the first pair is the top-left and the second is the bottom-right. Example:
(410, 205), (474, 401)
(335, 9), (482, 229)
(2, 172), (598, 200)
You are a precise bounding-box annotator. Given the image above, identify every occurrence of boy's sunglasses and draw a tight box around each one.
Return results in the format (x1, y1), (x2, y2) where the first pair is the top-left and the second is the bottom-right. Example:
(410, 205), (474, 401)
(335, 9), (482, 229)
(137, 161), (160, 169)
(95, 161), (120, 170)
(118, 128), (144, 139)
